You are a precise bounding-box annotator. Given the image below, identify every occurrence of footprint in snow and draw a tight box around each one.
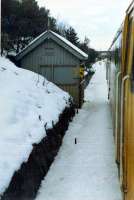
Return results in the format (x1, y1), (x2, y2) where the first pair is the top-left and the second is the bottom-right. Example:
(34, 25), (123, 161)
(1, 67), (6, 71)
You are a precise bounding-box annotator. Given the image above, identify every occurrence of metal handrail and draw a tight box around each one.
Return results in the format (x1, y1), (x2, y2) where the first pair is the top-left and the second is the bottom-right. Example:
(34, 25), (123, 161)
(115, 71), (122, 162)
(120, 75), (130, 186)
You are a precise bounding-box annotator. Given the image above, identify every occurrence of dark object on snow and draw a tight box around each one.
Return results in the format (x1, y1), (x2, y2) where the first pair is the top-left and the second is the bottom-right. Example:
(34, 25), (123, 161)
(44, 123), (47, 131)
(38, 115), (42, 121)
(75, 138), (77, 144)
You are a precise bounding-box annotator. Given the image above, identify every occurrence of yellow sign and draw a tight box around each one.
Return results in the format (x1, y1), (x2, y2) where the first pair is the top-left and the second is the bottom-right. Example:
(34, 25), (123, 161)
(79, 67), (84, 79)
(73, 66), (84, 79)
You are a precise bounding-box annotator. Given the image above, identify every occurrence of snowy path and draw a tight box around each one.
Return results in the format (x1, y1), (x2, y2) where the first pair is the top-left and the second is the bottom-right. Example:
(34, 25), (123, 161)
(36, 61), (122, 200)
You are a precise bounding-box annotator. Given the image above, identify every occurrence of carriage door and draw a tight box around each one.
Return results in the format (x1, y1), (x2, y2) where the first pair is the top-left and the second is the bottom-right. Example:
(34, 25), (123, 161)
(123, 15), (134, 200)
(120, 12), (134, 200)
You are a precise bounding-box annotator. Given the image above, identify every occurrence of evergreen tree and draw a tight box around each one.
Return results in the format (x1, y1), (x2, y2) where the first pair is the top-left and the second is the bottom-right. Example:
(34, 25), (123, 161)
(87, 48), (98, 65)
(79, 36), (98, 66)
(65, 26), (79, 45)
(1, 0), (57, 54)
(79, 36), (90, 53)
(1, 0), (20, 53)
(1, 0), (97, 63)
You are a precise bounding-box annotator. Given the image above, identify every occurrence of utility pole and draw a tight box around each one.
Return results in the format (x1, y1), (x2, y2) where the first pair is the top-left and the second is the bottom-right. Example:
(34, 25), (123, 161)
(47, 17), (50, 30)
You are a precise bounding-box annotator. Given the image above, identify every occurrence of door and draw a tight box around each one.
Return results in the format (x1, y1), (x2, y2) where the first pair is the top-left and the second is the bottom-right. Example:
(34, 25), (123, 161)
(124, 19), (134, 200)
(120, 12), (134, 200)
(40, 65), (54, 82)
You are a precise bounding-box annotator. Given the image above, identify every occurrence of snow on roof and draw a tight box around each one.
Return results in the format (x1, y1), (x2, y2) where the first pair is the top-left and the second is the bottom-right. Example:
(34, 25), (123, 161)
(16, 30), (88, 60)
(50, 31), (88, 58)
(0, 56), (70, 195)
(16, 31), (48, 56)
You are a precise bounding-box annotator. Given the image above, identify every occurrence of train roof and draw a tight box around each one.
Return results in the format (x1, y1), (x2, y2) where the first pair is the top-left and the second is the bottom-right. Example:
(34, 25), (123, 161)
(126, 0), (134, 14)
(108, 0), (134, 51)
(108, 25), (123, 51)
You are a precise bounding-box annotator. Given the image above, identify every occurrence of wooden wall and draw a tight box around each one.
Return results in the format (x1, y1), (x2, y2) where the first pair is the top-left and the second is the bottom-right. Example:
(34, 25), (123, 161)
(20, 39), (83, 107)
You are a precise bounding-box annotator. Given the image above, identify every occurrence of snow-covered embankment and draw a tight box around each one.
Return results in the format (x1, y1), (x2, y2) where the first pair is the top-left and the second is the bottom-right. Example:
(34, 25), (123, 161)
(0, 57), (75, 199)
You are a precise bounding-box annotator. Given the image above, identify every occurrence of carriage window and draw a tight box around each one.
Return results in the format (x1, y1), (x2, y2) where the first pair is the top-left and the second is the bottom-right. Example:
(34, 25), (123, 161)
(128, 18), (134, 92)
(131, 52), (134, 92)
(132, 52), (134, 79)
(124, 18), (132, 76)
(115, 47), (119, 65)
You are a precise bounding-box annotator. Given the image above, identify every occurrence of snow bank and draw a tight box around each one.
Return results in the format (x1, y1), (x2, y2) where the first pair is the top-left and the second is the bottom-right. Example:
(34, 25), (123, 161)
(0, 56), (70, 195)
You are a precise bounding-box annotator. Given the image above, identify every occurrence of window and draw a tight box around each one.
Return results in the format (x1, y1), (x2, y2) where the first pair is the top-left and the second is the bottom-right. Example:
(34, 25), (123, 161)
(131, 49), (134, 92)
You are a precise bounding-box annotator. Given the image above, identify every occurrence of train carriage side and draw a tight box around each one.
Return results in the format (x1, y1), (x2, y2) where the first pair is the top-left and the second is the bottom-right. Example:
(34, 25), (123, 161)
(121, 6), (134, 200)
(107, 3), (134, 200)
(107, 28), (122, 164)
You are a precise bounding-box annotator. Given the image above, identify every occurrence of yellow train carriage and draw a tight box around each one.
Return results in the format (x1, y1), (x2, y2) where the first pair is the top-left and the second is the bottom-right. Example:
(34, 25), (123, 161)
(107, 1), (134, 200)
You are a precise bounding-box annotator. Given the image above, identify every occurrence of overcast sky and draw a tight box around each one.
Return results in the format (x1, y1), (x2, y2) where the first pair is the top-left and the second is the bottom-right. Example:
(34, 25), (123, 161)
(37, 0), (131, 50)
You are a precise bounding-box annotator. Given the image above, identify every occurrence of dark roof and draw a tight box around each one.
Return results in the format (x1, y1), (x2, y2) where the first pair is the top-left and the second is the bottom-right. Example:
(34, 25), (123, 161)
(16, 30), (88, 61)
